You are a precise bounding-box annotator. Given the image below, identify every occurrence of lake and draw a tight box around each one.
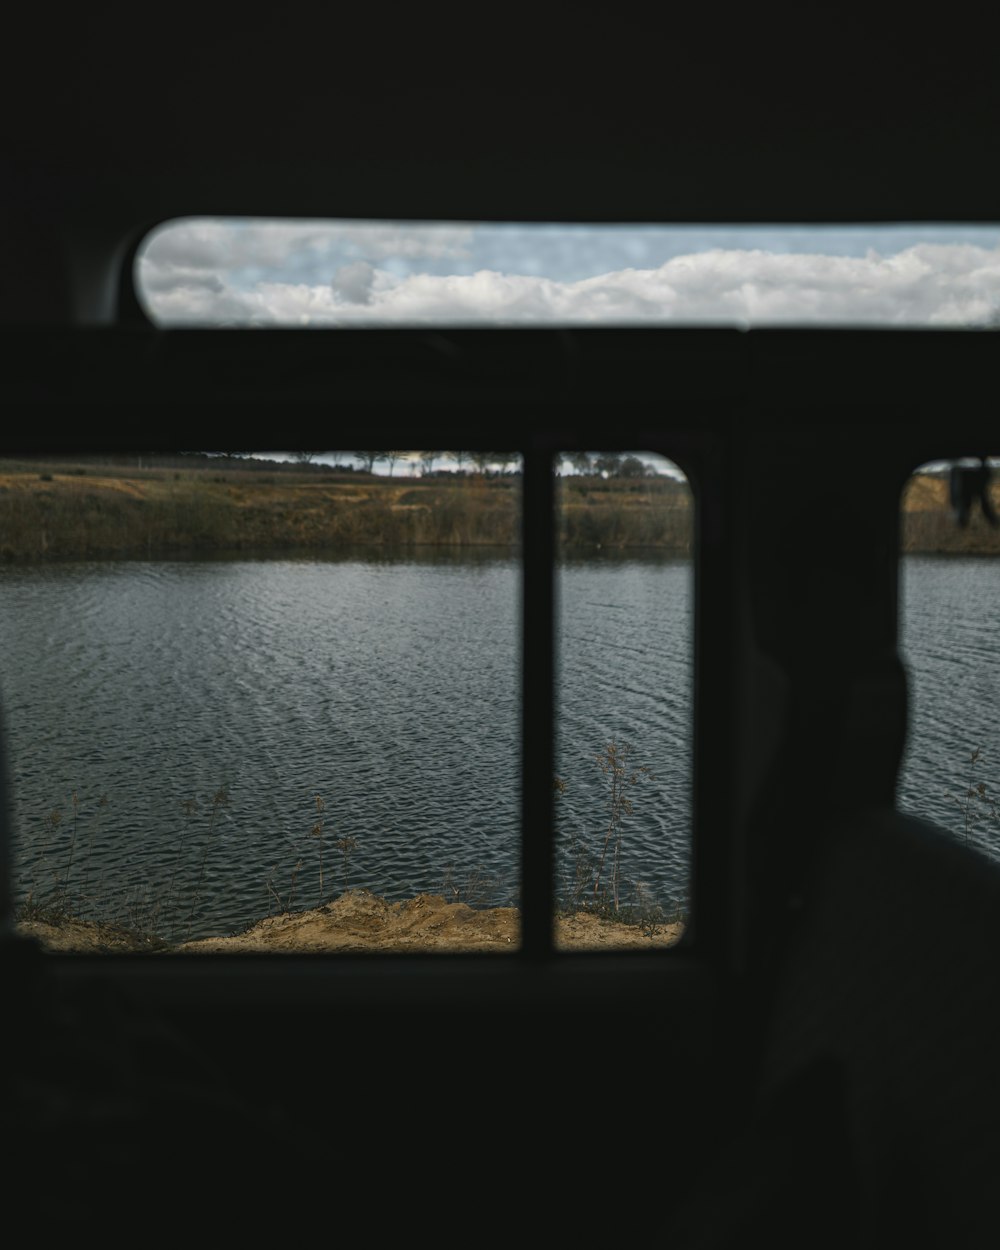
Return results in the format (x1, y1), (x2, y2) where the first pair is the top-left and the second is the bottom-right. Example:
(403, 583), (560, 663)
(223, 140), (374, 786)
(899, 555), (1000, 854)
(0, 551), (994, 940)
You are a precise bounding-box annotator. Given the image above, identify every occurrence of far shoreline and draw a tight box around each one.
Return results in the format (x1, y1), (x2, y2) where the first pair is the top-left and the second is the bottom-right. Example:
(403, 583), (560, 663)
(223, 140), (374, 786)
(1, 455), (995, 563)
(0, 454), (695, 562)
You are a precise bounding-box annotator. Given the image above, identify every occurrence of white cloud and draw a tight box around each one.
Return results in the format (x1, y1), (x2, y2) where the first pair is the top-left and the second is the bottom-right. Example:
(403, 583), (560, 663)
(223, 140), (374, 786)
(139, 219), (475, 272)
(140, 242), (1000, 327)
(143, 282), (265, 326)
(327, 223), (475, 261)
(330, 260), (376, 304)
(138, 263), (226, 295)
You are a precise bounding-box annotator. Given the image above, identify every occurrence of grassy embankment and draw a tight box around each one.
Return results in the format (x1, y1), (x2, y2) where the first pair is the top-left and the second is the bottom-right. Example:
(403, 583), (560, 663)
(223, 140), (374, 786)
(0, 457), (995, 562)
(0, 456), (694, 560)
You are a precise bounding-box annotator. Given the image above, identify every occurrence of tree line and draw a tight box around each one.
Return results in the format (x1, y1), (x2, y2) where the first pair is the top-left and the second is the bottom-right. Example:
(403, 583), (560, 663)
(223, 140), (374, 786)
(350, 451), (520, 476)
(292, 451), (664, 478)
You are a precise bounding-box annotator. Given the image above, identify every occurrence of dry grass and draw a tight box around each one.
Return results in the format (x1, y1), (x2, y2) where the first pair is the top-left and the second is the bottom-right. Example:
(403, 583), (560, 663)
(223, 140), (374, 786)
(0, 459), (699, 560)
(901, 472), (1000, 555)
(17, 889), (685, 954)
(0, 462), (521, 558)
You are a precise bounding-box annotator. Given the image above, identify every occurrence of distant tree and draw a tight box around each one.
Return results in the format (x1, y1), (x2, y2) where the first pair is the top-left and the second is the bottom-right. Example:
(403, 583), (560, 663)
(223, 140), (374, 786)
(493, 451), (517, 474)
(448, 450), (469, 473)
(469, 451), (494, 475)
(384, 451), (406, 477)
(567, 451), (593, 475)
(419, 451), (439, 475)
(619, 455), (648, 478)
(595, 453), (623, 477)
(291, 451), (322, 464)
(355, 451), (381, 473)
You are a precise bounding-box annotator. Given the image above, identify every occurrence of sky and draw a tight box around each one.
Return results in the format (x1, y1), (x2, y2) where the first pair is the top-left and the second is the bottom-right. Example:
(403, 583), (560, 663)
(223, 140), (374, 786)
(137, 219), (1000, 328)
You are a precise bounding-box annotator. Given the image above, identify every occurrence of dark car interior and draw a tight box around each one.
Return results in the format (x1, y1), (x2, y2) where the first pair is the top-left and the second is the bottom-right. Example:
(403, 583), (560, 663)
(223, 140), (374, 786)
(3, 19), (999, 1240)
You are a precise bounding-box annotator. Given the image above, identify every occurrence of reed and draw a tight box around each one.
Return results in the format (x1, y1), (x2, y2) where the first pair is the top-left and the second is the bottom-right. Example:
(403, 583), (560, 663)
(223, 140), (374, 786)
(954, 748), (1000, 848)
(553, 740), (677, 931)
(184, 785), (230, 940)
(0, 459), (700, 560)
(31, 736), (999, 951)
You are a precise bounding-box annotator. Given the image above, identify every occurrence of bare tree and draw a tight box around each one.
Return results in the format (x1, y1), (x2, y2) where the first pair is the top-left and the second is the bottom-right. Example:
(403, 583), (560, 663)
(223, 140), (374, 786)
(355, 451), (381, 473)
(419, 451), (439, 476)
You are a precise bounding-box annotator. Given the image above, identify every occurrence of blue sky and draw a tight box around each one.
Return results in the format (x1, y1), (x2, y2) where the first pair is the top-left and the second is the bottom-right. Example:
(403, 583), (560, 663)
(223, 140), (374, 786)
(137, 220), (1000, 328)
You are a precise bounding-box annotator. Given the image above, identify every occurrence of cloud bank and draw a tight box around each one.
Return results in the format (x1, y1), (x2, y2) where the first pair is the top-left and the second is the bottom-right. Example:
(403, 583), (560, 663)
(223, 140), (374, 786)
(139, 240), (1000, 328)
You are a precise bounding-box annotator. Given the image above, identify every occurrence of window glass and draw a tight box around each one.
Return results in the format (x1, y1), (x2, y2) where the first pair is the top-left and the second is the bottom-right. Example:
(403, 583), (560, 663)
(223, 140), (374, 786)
(2, 451), (524, 953)
(136, 220), (1000, 328)
(554, 453), (693, 949)
(899, 458), (1000, 857)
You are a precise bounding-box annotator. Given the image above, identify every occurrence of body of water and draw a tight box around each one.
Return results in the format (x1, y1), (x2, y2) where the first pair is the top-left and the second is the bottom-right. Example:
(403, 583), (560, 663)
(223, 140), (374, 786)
(899, 555), (1000, 854)
(0, 551), (994, 940)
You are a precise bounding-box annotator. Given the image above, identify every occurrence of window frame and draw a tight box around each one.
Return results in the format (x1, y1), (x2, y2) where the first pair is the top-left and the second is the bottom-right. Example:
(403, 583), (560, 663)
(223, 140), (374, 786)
(2, 323), (997, 988)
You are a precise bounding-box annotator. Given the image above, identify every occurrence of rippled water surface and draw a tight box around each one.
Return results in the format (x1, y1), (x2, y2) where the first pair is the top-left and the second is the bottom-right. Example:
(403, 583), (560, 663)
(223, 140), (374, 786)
(0, 551), (693, 940)
(899, 555), (1000, 857)
(0, 551), (994, 940)
(555, 555), (692, 915)
(1, 554), (522, 939)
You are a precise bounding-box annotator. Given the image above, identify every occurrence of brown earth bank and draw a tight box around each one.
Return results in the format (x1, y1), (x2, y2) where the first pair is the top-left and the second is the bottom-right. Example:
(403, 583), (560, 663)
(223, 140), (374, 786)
(15, 889), (684, 954)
